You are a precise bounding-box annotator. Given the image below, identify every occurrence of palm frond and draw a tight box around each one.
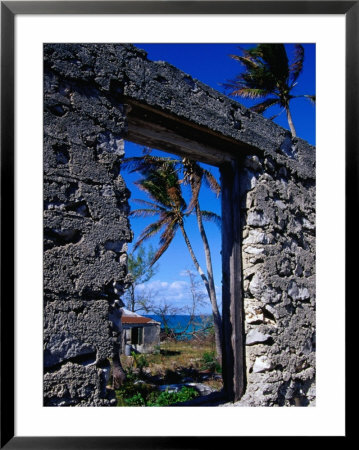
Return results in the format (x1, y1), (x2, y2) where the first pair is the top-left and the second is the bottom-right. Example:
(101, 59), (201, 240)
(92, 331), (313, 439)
(167, 185), (187, 211)
(185, 182), (201, 214)
(181, 159), (215, 213)
(135, 163), (184, 209)
(202, 169), (221, 196)
(133, 218), (169, 251)
(131, 198), (166, 210)
(130, 208), (162, 218)
(132, 198), (165, 211)
(151, 221), (179, 265)
(229, 54), (259, 70)
(304, 94), (316, 104)
(135, 179), (171, 207)
(200, 210), (222, 229)
(250, 97), (280, 114)
(256, 44), (289, 82)
(229, 87), (270, 99)
(289, 44), (305, 84)
(121, 156), (147, 172)
(122, 155), (180, 174)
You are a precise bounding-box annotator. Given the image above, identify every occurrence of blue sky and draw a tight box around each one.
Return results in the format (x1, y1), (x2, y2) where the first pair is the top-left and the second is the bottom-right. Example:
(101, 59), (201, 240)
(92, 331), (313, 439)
(123, 43), (316, 315)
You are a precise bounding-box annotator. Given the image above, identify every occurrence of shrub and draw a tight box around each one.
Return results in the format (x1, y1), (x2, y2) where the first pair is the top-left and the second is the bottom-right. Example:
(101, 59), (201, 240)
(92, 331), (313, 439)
(202, 350), (216, 364)
(125, 393), (145, 406)
(117, 384), (199, 407)
(201, 351), (221, 373)
(131, 352), (149, 371)
(115, 377), (154, 406)
(125, 367), (137, 382)
(147, 386), (199, 406)
(176, 386), (199, 403)
(153, 345), (161, 355)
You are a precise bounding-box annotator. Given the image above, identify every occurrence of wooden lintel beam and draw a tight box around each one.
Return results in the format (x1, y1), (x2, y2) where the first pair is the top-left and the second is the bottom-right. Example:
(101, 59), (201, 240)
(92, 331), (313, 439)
(123, 97), (255, 165)
(127, 120), (234, 166)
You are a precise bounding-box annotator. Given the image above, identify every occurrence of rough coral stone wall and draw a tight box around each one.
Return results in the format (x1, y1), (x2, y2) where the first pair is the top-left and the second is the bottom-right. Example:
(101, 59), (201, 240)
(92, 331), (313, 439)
(43, 44), (132, 406)
(238, 149), (316, 406)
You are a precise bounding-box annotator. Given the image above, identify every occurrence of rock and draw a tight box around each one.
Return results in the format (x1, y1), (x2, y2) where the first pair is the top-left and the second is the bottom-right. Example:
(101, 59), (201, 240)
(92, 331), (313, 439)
(241, 169), (258, 192)
(247, 210), (270, 227)
(245, 300), (264, 324)
(158, 384), (182, 393)
(274, 199), (287, 210)
(185, 383), (215, 396)
(302, 218), (315, 230)
(253, 356), (273, 373)
(249, 272), (263, 298)
(249, 277), (281, 304)
(246, 329), (271, 345)
(243, 230), (273, 245)
(244, 155), (262, 171)
(243, 246), (265, 255)
(264, 304), (279, 320)
(288, 281), (310, 301)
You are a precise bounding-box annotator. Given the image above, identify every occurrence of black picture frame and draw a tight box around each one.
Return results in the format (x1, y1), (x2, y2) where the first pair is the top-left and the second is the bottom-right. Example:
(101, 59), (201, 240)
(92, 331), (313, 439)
(1, 1), (353, 447)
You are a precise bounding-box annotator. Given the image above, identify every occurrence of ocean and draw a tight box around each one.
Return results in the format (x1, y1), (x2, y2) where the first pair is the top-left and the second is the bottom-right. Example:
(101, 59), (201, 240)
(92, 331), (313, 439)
(145, 314), (213, 339)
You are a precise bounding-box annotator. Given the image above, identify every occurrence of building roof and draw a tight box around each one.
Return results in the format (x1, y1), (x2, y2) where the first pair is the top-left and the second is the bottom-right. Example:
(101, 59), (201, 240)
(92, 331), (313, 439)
(121, 309), (160, 325)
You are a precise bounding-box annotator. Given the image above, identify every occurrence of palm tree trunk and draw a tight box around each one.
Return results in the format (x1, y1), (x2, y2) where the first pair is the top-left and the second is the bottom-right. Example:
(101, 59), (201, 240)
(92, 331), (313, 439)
(179, 223), (209, 290)
(194, 203), (222, 362)
(286, 105), (297, 137)
(179, 223), (222, 362)
(129, 284), (135, 312)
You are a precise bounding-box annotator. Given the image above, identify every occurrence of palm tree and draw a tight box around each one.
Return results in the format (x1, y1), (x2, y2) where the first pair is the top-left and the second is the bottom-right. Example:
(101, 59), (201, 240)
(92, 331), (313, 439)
(180, 158), (222, 361)
(126, 158), (223, 361)
(224, 44), (315, 137)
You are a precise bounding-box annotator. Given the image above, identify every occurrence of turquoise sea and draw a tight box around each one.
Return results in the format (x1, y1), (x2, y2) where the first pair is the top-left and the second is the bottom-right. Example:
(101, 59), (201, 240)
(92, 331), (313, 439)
(145, 315), (213, 339)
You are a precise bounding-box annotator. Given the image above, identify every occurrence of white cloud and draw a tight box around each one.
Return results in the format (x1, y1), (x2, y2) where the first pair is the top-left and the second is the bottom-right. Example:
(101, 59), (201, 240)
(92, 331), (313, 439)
(169, 280), (188, 290)
(135, 276), (222, 314)
(136, 279), (189, 301)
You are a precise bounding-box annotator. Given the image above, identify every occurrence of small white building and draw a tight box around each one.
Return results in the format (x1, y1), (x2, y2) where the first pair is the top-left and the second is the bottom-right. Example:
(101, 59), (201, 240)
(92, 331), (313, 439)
(121, 309), (161, 354)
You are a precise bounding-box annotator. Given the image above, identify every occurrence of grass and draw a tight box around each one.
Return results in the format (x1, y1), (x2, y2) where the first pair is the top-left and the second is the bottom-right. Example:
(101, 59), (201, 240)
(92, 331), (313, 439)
(114, 336), (223, 406)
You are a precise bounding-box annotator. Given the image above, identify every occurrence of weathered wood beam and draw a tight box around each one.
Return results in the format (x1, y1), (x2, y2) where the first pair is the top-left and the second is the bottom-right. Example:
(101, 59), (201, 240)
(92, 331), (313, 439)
(221, 159), (245, 402)
(127, 119), (233, 166)
(124, 98), (254, 166)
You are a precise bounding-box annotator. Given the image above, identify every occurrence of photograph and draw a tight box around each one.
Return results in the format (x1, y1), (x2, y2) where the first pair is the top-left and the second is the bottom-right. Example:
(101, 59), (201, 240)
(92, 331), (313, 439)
(43, 42), (316, 408)
(1, 2), (351, 444)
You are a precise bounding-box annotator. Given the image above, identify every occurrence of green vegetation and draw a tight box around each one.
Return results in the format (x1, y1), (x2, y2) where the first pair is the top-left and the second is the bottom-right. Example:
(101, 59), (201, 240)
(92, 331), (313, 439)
(116, 385), (199, 407)
(124, 245), (159, 313)
(114, 338), (223, 406)
(201, 350), (222, 373)
(148, 386), (198, 406)
(131, 352), (149, 372)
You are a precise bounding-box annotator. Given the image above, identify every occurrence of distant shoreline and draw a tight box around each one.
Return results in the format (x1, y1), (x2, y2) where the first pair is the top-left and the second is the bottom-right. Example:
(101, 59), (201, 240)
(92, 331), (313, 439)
(144, 314), (213, 338)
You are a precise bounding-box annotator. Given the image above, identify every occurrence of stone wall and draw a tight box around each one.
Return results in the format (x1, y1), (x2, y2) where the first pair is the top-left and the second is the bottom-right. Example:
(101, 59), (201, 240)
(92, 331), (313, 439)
(43, 45), (132, 405)
(43, 43), (315, 406)
(238, 151), (316, 406)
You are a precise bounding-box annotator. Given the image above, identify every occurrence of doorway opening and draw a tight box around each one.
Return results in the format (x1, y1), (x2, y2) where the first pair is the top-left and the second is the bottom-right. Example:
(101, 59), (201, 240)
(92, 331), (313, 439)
(116, 140), (227, 406)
